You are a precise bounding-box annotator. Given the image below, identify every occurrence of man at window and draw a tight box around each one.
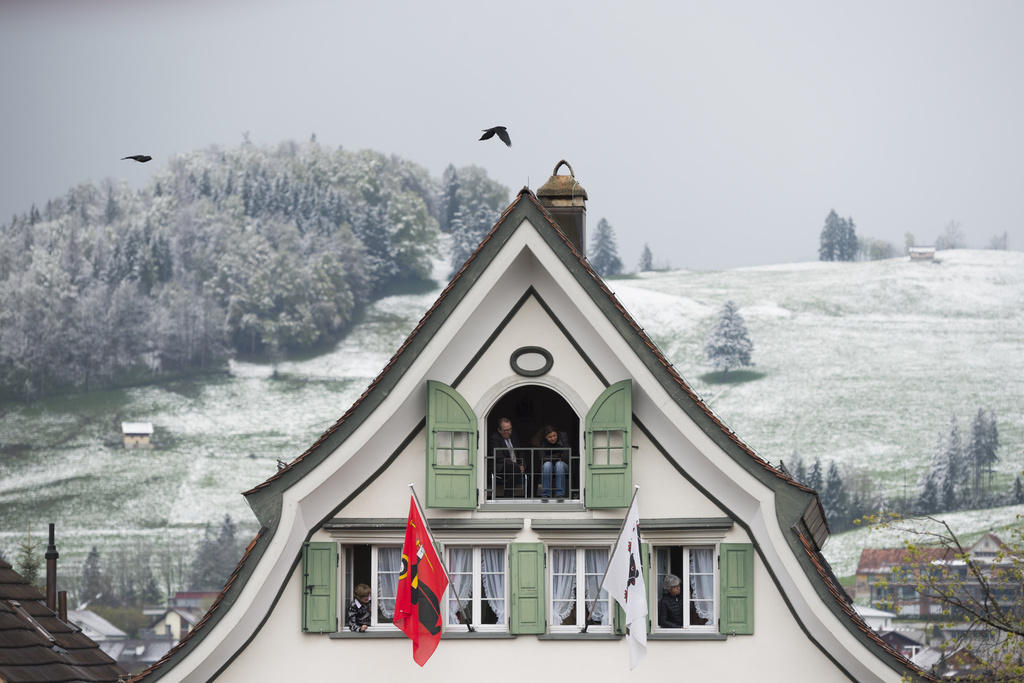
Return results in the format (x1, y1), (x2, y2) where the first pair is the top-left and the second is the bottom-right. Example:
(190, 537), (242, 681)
(658, 574), (684, 628)
(488, 417), (525, 497)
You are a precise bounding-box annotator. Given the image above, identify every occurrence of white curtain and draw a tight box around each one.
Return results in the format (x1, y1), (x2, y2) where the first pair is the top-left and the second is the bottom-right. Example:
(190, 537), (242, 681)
(551, 548), (576, 624)
(690, 548), (714, 622)
(481, 548), (506, 624)
(447, 547), (473, 623)
(377, 546), (401, 619)
(585, 549), (609, 625)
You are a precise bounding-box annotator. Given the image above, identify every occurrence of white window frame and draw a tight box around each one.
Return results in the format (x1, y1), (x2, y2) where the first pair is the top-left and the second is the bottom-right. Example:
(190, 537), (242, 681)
(340, 543), (402, 631)
(651, 543), (719, 633)
(442, 545), (508, 632)
(548, 546), (614, 633)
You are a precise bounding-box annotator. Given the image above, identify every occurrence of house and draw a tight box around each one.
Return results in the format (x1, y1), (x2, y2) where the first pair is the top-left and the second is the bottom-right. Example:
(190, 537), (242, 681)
(131, 161), (931, 682)
(67, 608), (128, 655)
(908, 246), (936, 261)
(855, 604), (896, 632)
(856, 533), (1021, 620)
(0, 525), (124, 682)
(879, 630), (924, 660)
(122, 422), (154, 449)
(148, 606), (203, 642)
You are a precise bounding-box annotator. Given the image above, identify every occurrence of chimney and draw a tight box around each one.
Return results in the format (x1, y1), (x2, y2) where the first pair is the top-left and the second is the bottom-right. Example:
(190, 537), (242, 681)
(58, 591), (68, 622)
(45, 522), (59, 611)
(536, 160), (588, 253)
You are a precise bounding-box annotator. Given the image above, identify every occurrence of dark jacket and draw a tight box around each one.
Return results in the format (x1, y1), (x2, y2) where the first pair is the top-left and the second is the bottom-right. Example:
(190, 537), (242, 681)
(658, 592), (684, 629)
(347, 598), (371, 632)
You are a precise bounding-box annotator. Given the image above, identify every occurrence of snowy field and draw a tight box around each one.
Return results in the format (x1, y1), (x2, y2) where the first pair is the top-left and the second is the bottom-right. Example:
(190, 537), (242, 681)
(1, 248), (1022, 577)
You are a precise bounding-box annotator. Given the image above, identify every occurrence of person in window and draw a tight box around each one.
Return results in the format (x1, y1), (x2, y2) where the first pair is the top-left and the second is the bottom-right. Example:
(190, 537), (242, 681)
(537, 424), (569, 500)
(658, 574), (684, 628)
(347, 583), (372, 632)
(488, 417), (525, 496)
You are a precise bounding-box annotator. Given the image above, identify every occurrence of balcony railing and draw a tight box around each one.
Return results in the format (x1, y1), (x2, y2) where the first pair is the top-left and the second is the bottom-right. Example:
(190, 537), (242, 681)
(486, 447), (578, 502)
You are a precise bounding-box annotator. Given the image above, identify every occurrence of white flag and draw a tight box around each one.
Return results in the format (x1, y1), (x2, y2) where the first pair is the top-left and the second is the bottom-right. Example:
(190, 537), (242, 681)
(600, 490), (647, 669)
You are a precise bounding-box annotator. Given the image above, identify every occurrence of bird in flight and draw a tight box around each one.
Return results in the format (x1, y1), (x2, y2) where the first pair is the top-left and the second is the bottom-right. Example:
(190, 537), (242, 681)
(121, 155), (152, 163)
(479, 126), (511, 147)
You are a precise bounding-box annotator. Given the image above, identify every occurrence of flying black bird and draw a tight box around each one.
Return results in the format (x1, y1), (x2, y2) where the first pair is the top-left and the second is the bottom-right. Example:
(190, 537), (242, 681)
(121, 155), (152, 163)
(479, 126), (511, 147)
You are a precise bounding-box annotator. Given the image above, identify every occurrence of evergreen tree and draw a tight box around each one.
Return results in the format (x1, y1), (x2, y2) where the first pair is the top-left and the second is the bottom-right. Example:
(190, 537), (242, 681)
(837, 216), (858, 261)
(704, 300), (754, 374)
(787, 451), (807, 485)
(822, 462), (849, 530)
(916, 469), (940, 515)
(945, 414), (966, 508)
(807, 457), (823, 493)
(439, 165), (460, 234)
(818, 210), (841, 261)
(1013, 475), (1024, 505)
(638, 243), (653, 272)
(104, 186), (119, 225)
(589, 218), (623, 277)
(15, 529), (41, 591)
(81, 546), (105, 603)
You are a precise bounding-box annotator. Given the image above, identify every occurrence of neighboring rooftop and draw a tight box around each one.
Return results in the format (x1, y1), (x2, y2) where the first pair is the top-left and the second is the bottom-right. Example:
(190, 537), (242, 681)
(0, 558), (125, 683)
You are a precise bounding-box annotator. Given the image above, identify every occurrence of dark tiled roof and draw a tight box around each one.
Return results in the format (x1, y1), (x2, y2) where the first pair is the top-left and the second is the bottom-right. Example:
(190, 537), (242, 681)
(0, 558), (125, 683)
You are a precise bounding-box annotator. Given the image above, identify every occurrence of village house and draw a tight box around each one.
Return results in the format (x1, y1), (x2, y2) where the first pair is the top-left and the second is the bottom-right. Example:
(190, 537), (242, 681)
(131, 162), (932, 682)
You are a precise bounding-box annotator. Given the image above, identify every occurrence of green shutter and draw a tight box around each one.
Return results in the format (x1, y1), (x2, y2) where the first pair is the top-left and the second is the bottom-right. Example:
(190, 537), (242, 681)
(585, 379), (633, 508)
(301, 541), (337, 633)
(510, 543), (545, 634)
(426, 380), (477, 509)
(719, 543), (754, 635)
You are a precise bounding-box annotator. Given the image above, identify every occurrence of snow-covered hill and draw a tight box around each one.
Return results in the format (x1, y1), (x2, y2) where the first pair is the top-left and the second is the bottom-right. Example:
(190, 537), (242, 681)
(1, 249), (1021, 575)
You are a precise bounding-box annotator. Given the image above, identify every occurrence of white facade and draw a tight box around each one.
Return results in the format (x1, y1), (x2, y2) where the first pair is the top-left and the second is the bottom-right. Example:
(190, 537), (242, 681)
(133, 187), (924, 683)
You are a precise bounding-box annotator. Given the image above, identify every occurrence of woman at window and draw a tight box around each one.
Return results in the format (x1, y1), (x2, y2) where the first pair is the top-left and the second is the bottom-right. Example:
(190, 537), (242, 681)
(658, 574), (684, 628)
(537, 425), (570, 499)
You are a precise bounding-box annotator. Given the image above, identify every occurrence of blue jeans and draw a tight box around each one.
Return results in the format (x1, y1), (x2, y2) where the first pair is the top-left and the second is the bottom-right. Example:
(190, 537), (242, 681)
(541, 460), (568, 498)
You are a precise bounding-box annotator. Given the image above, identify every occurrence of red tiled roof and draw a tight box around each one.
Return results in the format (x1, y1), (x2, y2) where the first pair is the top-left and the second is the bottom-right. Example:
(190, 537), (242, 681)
(856, 547), (953, 574)
(0, 558), (125, 683)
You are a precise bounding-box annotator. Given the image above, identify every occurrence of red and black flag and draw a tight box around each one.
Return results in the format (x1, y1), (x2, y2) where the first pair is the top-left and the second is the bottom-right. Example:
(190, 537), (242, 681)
(393, 494), (448, 666)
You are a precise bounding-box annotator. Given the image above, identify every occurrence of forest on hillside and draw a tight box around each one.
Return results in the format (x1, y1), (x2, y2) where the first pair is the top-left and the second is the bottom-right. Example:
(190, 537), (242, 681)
(0, 140), (508, 401)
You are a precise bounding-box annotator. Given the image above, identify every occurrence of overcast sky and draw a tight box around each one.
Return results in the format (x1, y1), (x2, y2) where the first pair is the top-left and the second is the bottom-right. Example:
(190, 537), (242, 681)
(2, 0), (1022, 270)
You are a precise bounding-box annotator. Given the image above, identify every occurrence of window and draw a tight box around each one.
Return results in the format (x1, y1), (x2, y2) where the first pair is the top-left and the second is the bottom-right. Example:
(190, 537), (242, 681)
(652, 545), (717, 631)
(549, 547), (612, 632)
(445, 546), (507, 631)
(342, 544), (402, 629)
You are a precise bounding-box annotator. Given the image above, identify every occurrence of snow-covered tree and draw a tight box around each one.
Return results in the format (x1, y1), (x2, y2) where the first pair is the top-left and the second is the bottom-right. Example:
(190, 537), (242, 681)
(967, 408), (999, 504)
(819, 210), (857, 262)
(589, 218), (623, 277)
(704, 300), (753, 374)
(638, 243), (653, 272)
(807, 457), (823, 493)
(81, 546), (106, 604)
(822, 461), (849, 529)
(935, 220), (966, 250)
(15, 530), (41, 591)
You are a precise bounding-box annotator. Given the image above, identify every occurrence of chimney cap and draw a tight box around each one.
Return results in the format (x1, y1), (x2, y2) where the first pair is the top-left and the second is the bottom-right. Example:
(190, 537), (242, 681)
(537, 160), (587, 201)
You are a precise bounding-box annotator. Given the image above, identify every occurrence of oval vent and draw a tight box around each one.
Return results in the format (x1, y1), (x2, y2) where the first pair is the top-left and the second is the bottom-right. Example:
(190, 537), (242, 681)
(510, 346), (553, 377)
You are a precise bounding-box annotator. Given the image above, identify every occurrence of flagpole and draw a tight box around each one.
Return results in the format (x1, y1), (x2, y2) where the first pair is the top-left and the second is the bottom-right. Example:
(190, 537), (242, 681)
(583, 485), (640, 633)
(408, 483), (475, 632)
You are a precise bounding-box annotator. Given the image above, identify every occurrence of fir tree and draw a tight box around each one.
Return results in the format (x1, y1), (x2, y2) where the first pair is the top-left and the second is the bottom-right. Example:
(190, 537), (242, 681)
(15, 529), (41, 591)
(945, 414), (966, 508)
(807, 457), (823, 492)
(1013, 475), (1024, 505)
(822, 462), (849, 530)
(589, 218), (623, 277)
(787, 451), (807, 485)
(638, 243), (653, 272)
(439, 165), (460, 234)
(819, 210), (841, 261)
(81, 546), (105, 603)
(704, 300), (754, 374)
